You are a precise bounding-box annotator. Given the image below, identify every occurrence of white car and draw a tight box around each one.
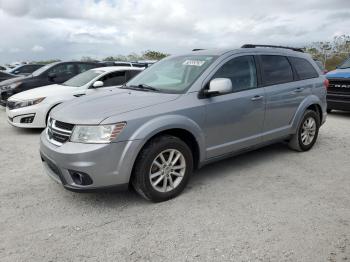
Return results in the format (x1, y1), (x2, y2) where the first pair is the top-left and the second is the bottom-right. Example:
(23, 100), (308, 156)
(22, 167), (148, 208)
(6, 67), (142, 128)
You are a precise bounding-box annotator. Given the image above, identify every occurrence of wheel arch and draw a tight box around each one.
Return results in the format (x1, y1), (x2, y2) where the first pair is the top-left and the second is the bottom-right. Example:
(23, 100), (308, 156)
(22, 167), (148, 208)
(291, 95), (324, 133)
(128, 115), (206, 174)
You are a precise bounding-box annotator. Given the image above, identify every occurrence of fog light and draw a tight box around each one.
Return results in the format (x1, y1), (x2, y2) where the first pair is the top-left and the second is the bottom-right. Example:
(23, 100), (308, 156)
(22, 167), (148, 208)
(69, 170), (93, 186)
(20, 116), (34, 123)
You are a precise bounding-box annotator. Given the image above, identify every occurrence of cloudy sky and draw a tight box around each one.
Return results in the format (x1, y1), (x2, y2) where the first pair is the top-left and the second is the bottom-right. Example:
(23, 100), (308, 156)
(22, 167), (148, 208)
(0, 0), (349, 64)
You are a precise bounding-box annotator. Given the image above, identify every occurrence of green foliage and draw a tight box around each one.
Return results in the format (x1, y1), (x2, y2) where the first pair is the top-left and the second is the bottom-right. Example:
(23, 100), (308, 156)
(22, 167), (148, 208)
(142, 50), (169, 60)
(31, 59), (61, 65)
(101, 50), (169, 62)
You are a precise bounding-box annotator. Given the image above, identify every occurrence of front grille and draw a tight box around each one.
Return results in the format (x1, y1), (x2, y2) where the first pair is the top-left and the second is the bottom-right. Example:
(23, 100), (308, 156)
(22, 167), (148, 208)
(6, 100), (16, 110)
(328, 78), (350, 94)
(1, 91), (11, 101)
(47, 118), (74, 146)
(55, 120), (74, 131)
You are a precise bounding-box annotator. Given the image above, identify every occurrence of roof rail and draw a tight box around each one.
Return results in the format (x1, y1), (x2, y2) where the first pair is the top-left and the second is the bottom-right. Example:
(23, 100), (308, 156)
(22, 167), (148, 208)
(241, 44), (304, 53)
(192, 49), (205, 51)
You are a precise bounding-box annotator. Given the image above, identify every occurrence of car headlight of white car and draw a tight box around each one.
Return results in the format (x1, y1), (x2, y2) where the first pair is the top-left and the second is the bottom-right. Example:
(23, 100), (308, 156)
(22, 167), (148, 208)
(10, 97), (46, 109)
(70, 122), (126, 144)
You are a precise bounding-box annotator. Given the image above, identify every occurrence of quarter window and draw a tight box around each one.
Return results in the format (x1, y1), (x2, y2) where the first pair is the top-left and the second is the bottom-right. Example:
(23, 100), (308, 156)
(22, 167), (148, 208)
(260, 55), (293, 85)
(212, 56), (257, 92)
(289, 57), (319, 80)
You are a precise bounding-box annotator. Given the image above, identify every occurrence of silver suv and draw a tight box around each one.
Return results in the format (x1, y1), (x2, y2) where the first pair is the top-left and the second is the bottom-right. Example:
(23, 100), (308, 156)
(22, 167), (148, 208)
(40, 45), (328, 202)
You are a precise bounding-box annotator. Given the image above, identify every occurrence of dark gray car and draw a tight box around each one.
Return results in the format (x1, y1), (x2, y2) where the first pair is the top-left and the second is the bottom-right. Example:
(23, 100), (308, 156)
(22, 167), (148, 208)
(40, 45), (328, 202)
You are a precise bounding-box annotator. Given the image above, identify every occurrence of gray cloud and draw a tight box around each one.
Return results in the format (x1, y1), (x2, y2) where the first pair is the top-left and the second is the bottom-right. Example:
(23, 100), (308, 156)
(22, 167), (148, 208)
(0, 0), (349, 63)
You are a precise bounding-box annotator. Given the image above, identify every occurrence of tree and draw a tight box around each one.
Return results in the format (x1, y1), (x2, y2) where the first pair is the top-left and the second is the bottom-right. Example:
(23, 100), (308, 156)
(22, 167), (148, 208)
(142, 50), (169, 60)
(304, 35), (350, 70)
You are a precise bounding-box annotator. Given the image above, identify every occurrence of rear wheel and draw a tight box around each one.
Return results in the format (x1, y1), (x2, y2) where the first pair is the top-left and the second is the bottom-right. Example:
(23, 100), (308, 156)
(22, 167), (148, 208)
(132, 135), (193, 202)
(288, 110), (320, 152)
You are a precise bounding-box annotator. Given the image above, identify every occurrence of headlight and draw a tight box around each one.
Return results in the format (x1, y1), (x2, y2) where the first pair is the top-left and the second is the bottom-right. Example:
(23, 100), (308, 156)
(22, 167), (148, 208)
(9, 97), (46, 109)
(70, 122), (126, 144)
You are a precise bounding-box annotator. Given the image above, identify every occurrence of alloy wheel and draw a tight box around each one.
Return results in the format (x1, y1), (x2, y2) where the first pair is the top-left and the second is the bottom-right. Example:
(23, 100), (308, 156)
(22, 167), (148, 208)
(149, 149), (186, 193)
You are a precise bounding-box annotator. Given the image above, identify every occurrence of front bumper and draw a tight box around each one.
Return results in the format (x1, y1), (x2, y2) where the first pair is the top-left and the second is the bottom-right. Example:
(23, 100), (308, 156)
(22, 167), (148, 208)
(6, 105), (47, 128)
(39, 131), (142, 191)
(327, 93), (350, 111)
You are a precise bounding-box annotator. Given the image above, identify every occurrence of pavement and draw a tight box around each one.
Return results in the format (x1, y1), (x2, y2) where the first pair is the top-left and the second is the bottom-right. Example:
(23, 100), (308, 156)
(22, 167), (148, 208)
(0, 107), (349, 262)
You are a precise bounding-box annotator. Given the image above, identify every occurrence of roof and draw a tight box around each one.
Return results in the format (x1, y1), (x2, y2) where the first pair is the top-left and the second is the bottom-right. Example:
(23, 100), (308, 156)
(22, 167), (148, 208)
(91, 66), (144, 72)
(188, 46), (309, 58)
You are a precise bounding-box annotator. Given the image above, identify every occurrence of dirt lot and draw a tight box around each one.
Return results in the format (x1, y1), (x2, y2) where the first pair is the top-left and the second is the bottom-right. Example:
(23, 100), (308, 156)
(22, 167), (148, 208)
(0, 107), (349, 262)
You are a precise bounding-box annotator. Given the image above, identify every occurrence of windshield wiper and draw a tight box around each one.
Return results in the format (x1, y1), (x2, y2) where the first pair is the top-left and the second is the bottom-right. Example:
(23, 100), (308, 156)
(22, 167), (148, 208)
(121, 84), (159, 92)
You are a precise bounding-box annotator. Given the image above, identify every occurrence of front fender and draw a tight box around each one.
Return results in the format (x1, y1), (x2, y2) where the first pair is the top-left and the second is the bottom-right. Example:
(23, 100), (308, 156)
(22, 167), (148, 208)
(291, 95), (325, 133)
(129, 115), (206, 163)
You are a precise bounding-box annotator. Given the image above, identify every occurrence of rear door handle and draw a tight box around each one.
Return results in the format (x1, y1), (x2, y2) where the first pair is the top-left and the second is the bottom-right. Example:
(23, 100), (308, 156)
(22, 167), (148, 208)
(251, 95), (264, 101)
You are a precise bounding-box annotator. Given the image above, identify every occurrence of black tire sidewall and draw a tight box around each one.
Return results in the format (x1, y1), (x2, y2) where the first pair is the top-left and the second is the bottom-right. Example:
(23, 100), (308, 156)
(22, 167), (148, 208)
(135, 136), (193, 202)
(298, 110), (320, 151)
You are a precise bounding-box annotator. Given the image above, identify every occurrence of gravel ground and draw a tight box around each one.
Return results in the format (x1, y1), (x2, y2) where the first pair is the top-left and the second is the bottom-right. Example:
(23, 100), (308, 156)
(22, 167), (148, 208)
(0, 107), (349, 262)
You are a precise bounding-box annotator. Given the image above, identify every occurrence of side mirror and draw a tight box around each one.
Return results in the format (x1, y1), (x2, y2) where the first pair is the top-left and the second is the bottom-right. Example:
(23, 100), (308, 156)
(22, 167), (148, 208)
(204, 78), (232, 96)
(92, 81), (104, 88)
(48, 72), (57, 80)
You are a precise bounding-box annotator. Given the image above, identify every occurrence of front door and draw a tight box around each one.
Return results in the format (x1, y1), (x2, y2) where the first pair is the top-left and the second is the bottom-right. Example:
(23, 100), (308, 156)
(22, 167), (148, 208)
(203, 55), (266, 159)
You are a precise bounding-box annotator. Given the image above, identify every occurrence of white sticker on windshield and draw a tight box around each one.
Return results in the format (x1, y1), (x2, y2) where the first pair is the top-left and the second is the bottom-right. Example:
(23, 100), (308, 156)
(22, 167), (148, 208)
(183, 60), (206, 66)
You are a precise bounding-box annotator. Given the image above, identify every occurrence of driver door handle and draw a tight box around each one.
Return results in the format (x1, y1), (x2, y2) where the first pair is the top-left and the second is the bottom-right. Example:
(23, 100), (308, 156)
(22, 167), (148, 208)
(251, 95), (264, 101)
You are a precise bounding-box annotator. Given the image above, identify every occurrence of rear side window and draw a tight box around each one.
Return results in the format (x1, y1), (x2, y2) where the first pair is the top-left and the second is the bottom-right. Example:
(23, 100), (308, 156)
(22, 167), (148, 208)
(289, 57), (319, 80)
(212, 55), (257, 92)
(260, 55), (293, 86)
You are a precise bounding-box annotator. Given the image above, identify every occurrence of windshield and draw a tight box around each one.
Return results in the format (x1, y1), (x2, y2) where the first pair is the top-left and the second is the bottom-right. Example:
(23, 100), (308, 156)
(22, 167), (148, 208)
(126, 55), (217, 93)
(32, 63), (58, 76)
(62, 69), (103, 87)
(338, 58), (350, 69)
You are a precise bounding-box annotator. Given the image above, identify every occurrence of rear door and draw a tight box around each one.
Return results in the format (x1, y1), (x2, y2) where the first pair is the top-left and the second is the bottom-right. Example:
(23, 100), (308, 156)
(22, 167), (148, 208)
(259, 55), (308, 140)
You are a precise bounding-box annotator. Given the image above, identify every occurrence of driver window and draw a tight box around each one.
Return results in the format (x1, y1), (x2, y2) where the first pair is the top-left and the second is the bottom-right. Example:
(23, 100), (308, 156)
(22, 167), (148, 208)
(100, 71), (126, 87)
(49, 64), (75, 76)
(213, 56), (257, 92)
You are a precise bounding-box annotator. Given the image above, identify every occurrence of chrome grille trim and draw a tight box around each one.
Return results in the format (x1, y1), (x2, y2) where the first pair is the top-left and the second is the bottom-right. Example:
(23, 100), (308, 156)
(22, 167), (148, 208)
(46, 118), (74, 146)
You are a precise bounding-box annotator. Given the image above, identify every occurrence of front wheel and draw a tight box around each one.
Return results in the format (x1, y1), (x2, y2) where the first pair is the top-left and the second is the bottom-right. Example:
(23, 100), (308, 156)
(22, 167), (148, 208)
(132, 135), (193, 202)
(288, 110), (320, 152)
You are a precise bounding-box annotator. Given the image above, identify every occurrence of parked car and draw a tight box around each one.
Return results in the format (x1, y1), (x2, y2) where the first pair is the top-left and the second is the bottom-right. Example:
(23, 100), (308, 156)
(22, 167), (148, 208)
(0, 61), (100, 106)
(6, 67), (142, 128)
(40, 44), (327, 202)
(326, 57), (350, 113)
(8, 64), (44, 76)
(0, 71), (16, 82)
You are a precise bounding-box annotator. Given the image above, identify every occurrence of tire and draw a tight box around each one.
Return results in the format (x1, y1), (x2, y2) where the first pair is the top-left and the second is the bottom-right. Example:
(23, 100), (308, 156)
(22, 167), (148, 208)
(132, 135), (193, 202)
(288, 110), (320, 152)
(327, 109), (332, 114)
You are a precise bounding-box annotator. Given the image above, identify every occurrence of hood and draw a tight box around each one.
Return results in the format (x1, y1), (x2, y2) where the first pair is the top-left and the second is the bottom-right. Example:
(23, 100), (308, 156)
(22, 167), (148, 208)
(9, 84), (73, 100)
(326, 68), (350, 79)
(0, 74), (29, 86)
(52, 88), (180, 124)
